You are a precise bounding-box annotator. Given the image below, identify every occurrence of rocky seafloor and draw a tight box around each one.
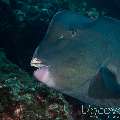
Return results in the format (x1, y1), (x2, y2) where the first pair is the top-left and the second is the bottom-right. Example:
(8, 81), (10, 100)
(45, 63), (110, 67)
(0, 49), (72, 119)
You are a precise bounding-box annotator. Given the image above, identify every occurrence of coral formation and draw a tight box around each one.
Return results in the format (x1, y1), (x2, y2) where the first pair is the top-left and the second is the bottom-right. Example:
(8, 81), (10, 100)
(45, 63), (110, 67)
(0, 49), (72, 119)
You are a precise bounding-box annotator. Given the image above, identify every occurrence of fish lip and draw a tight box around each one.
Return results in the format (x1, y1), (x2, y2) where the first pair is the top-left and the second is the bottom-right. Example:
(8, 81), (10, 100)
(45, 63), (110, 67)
(35, 65), (49, 75)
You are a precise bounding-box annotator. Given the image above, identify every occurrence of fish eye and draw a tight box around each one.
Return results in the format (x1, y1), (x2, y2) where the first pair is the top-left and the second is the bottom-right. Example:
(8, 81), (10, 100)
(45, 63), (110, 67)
(71, 30), (77, 37)
(68, 26), (77, 37)
(71, 30), (75, 35)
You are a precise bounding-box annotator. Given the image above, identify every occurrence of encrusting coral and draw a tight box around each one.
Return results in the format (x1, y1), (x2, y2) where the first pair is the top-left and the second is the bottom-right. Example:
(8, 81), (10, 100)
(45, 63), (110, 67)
(0, 49), (72, 120)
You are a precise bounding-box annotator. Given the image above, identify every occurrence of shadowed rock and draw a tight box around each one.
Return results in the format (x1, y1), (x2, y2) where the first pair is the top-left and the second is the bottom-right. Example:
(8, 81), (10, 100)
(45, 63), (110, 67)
(31, 11), (120, 107)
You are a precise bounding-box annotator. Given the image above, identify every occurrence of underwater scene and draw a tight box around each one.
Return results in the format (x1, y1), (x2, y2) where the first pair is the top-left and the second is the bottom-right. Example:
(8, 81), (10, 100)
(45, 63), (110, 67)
(0, 0), (120, 119)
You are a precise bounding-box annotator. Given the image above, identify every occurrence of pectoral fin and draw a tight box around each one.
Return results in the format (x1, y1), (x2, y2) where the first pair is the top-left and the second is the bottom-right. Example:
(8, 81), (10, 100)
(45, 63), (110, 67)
(88, 66), (120, 99)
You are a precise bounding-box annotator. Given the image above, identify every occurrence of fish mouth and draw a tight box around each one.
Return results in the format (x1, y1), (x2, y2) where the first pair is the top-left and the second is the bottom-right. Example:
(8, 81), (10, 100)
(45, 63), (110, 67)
(31, 57), (50, 83)
(30, 57), (48, 69)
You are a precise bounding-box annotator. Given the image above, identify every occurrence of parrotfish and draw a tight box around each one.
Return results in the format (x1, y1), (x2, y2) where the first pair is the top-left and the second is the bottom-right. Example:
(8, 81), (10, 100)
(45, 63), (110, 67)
(31, 11), (120, 107)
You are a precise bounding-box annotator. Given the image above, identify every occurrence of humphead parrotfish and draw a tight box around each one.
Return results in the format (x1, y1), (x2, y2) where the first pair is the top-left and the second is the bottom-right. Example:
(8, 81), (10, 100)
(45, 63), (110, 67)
(31, 11), (120, 107)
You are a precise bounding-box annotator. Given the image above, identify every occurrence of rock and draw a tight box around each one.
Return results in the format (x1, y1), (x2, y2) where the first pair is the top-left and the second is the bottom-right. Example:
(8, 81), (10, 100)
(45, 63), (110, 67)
(0, 49), (72, 120)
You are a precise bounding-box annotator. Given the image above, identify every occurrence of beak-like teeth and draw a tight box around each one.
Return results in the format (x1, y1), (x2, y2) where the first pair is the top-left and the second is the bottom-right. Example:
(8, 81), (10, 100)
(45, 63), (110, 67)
(31, 58), (42, 64)
(38, 64), (48, 68)
(30, 57), (48, 69)
(30, 57), (42, 68)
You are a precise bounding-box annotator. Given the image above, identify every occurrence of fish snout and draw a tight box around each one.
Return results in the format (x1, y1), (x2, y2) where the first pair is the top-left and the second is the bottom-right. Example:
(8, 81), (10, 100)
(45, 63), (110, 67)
(30, 57), (48, 68)
(31, 57), (55, 86)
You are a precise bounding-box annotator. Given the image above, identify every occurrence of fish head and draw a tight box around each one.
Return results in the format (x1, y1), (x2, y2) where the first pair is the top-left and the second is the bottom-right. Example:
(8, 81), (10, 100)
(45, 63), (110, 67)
(30, 11), (95, 90)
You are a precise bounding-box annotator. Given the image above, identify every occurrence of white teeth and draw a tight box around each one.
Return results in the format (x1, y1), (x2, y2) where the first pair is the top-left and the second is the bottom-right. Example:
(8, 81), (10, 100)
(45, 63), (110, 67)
(31, 57), (43, 68)
(31, 57), (49, 70)
(31, 58), (42, 64)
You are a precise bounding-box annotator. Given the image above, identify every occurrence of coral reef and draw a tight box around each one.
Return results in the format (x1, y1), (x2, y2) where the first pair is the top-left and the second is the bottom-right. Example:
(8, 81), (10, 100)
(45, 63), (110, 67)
(0, 49), (72, 120)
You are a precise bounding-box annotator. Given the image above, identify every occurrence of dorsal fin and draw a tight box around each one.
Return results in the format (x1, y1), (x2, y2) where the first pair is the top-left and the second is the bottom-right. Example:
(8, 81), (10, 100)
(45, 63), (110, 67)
(88, 66), (120, 99)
